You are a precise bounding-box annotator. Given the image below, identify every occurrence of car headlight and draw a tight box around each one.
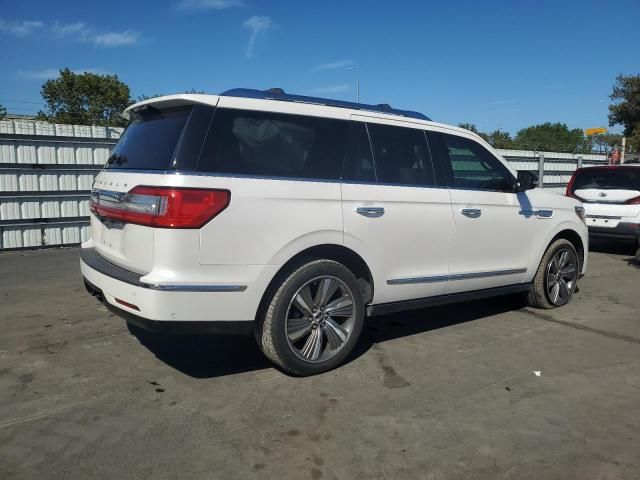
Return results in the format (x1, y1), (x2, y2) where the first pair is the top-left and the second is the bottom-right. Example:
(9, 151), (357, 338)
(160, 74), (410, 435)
(575, 205), (586, 224)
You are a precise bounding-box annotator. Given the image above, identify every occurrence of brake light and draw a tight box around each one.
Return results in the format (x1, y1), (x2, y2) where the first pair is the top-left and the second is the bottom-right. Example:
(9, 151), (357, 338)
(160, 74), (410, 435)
(626, 196), (640, 205)
(90, 186), (230, 228)
(565, 170), (579, 199)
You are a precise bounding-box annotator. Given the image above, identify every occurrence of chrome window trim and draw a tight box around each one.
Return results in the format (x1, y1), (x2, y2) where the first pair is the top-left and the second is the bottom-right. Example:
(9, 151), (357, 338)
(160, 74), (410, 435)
(388, 268), (527, 285)
(99, 168), (516, 193)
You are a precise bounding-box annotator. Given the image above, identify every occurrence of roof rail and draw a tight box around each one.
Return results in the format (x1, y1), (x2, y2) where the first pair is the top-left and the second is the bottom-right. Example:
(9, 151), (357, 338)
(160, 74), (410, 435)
(219, 88), (431, 121)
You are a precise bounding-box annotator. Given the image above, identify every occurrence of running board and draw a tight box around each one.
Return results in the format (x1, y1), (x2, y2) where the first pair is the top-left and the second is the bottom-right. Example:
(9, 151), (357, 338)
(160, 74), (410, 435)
(367, 283), (531, 317)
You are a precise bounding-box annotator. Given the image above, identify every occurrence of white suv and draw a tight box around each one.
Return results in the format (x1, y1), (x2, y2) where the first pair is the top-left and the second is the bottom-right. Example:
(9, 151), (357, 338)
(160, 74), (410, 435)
(80, 88), (588, 375)
(566, 165), (640, 249)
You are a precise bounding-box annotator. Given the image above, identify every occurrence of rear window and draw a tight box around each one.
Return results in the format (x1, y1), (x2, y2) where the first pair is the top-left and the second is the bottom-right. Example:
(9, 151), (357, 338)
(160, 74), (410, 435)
(197, 108), (349, 180)
(573, 168), (640, 191)
(105, 106), (193, 170)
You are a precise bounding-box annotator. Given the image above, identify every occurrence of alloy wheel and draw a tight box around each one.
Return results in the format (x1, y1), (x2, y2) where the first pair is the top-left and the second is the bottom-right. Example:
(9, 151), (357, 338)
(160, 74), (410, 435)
(545, 248), (578, 306)
(285, 276), (356, 363)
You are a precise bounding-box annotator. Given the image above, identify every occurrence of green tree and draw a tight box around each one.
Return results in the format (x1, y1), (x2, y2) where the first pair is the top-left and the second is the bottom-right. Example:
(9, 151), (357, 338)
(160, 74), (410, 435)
(513, 122), (585, 152)
(608, 73), (640, 151)
(457, 123), (489, 142)
(0, 104), (6, 119)
(485, 130), (513, 149)
(36, 68), (131, 126)
(458, 122), (480, 133)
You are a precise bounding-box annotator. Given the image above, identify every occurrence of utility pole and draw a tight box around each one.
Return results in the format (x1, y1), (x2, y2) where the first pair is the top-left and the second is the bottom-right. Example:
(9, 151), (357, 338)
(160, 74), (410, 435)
(621, 136), (626, 164)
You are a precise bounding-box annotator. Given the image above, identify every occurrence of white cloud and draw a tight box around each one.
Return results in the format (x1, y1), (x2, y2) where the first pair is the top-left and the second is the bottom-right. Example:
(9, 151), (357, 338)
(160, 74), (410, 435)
(51, 21), (88, 36)
(313, 59), (353, 71)
(243, 16), (274, 58)
(0, 19), (44, 37)
(176, 0), (245, 11)
(91, 31), (138, 46)
(1, 19), (140, 47)
(19, 68), (111, 80)
(309, 84), (350, 95)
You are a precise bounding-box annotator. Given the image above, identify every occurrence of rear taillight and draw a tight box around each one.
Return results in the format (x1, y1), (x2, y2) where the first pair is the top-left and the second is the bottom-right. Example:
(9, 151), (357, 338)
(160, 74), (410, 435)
(626, 196), (640, 205)
(90, 186), (230, 228)
(565, 170), (579, 199)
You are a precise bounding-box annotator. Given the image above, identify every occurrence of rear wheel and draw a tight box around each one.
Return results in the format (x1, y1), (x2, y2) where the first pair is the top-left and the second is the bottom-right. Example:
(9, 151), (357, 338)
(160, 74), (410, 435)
(528, 239), (579, 309)
(257, 259), (365, 376)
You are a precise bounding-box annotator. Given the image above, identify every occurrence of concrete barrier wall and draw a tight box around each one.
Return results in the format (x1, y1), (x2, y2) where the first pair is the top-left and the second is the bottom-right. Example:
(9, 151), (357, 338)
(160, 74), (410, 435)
(0, 120), (609, 250)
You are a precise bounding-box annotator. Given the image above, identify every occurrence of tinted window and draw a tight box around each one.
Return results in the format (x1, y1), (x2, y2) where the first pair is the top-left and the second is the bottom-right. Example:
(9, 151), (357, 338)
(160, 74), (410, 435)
(572, 167), (640, 191)
(367, 123), (434, 186)
(105, 106), (193, 170)
(198, 108), (349, 180)
(428, 132), (514, 192)
(342, 122), (375, 182)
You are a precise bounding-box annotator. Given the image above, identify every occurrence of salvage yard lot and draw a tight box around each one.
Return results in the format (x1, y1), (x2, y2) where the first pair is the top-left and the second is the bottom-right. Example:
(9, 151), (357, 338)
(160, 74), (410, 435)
(1, 244), (639, 479)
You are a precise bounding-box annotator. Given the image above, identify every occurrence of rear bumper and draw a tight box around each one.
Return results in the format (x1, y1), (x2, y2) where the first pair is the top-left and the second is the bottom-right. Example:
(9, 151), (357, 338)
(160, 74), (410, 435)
(80, 246), (261, 330)
(84, 278), (254, 334)
(588, 222), (640, 242)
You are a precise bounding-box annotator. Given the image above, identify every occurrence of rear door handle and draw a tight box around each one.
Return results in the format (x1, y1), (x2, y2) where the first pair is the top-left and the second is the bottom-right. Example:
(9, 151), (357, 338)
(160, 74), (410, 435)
(460, 208), (481, 218)
(356, 206), (385, 218)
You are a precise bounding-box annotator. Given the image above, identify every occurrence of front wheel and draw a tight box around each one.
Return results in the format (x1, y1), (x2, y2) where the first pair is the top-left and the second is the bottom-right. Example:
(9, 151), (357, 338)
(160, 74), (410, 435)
(528, 239), (580, 309)
(257, 259), (365, 376)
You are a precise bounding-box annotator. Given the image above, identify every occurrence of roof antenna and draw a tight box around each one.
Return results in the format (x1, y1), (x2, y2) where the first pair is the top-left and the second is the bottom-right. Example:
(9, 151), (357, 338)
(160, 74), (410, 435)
(266, 88), (285, 95)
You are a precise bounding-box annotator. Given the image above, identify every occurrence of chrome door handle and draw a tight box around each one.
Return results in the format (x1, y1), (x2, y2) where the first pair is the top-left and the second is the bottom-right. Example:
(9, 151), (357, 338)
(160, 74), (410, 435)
(356, 206), (385, 218)
(460, 208), (481, 218)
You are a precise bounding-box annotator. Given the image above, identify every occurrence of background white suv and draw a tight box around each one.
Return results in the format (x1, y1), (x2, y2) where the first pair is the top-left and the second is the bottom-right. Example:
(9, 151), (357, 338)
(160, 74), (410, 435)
(567, 165), (640, 249)
(80, 88), (588, 375)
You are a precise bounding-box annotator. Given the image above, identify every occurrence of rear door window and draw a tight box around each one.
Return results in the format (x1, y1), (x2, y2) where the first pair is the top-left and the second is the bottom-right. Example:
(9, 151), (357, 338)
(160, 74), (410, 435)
(342, 122), (376, 183)
(197, 108), (349, 181)
(573, 168), (640, 191)
(105, 106), (193, 170)
(366, 123), (435, 186)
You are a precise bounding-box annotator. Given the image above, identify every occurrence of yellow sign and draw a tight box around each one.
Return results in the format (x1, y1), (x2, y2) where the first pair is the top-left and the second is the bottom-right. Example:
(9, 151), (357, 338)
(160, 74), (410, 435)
(585, 127), (607, 136)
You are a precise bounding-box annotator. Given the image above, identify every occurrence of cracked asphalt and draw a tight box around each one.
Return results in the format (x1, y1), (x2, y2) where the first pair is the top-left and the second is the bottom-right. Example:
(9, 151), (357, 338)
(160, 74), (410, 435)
(1, 242), (639, 479)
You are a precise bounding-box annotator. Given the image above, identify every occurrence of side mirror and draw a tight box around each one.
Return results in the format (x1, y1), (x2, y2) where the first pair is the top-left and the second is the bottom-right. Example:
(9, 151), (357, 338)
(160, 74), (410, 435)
(516, 171), (538, 192)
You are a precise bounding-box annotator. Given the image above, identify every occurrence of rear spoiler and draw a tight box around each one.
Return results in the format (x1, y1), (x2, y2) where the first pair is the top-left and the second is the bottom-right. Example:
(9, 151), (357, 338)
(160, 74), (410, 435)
(122, 94), (219, 120)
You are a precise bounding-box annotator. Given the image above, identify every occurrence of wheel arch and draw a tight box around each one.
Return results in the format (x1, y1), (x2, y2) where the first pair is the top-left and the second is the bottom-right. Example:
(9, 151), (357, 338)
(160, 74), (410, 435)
(255, 244), (374, 323)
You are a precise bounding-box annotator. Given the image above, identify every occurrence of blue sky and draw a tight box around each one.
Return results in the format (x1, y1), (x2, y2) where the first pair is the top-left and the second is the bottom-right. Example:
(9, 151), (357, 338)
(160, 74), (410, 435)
(0, 0), (638, 134)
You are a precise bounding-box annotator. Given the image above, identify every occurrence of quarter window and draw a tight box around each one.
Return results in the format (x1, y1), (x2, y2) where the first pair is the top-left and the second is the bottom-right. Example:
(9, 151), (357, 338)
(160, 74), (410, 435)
(428, 132), (514, 192)
(197, 108), (349, 180)
(367, 123), (435, 186)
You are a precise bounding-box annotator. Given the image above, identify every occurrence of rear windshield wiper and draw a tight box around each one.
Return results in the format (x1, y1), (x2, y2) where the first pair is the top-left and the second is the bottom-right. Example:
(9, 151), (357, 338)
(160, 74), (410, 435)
(107, 153), (128, 166)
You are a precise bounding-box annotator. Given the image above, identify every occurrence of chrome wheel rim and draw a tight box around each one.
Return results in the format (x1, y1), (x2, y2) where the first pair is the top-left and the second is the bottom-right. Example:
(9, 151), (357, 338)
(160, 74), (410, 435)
(285, 276), (356, 363)
(545, 248), (578, 305)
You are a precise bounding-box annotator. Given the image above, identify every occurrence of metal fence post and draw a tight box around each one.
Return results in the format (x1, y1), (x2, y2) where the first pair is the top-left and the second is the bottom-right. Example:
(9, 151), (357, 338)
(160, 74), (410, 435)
(538, 153), (545, 188)
(577, 155), (583, 169)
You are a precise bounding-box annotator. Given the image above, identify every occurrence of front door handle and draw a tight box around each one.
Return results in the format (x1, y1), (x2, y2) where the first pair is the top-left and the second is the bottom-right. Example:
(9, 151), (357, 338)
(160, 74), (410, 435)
(356, 206), (385, 218)
(460, 208), (482, 218)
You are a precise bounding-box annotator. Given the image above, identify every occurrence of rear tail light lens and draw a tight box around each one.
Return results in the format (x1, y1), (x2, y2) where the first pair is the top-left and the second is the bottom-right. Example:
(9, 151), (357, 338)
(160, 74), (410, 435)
(90, 186), (230, 228)
(565, 170), (579, 199)
(626, 196), (640, 205)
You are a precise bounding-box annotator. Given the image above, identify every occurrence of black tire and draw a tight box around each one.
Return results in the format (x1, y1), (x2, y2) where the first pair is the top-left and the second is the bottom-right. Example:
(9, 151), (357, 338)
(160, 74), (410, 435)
(257, 259), (365, 376)
(527, 239), (579, 309)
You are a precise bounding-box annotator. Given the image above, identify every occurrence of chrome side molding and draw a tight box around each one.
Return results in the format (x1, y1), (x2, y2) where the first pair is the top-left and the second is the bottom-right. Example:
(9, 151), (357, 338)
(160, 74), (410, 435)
(388, 268), (527, 285)
(519, 209), (554, 219)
